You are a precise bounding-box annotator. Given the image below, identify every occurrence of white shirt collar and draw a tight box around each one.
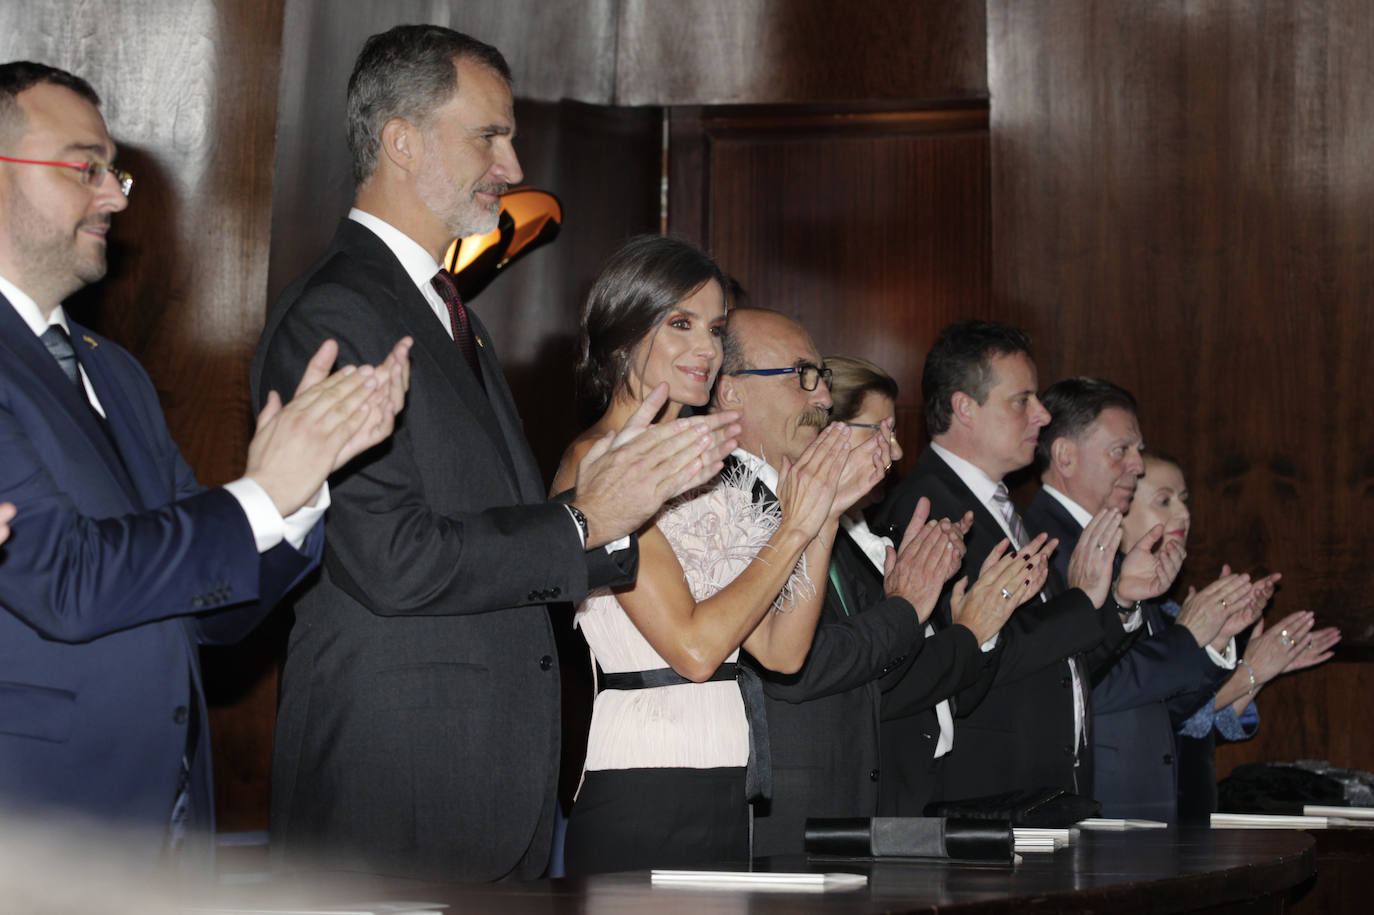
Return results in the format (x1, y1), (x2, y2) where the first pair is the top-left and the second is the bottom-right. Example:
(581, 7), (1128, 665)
(929, 440), (1023, 545)
(0, 273), (71, 338)
(348, 208), (455, 339)
(930, 440), (1005, 506)
(840, 512), (892, 572)
(348, 208), (444, 290)
(1041, 484), (1094, 528)
(730, 447), (780, 495)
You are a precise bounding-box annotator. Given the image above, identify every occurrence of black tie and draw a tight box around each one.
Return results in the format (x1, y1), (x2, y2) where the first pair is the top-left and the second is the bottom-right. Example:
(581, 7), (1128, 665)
(41, 325), (83, 391)
(430, 269), (484, 389)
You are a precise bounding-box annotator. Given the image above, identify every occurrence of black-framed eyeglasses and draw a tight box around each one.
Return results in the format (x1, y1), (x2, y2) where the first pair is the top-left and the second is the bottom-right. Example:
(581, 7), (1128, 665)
(728, 363), (833, 392)
(0, 154), (134, 197)
(844, 421), (884, 431)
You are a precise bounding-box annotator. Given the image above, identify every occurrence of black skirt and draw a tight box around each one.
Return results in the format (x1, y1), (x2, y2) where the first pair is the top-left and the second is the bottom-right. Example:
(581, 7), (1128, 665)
(563, 766), (749, 875)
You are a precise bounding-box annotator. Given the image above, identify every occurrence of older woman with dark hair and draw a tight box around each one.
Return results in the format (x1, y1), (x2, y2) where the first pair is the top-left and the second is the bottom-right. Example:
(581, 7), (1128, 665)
(551, 237), (908, 874)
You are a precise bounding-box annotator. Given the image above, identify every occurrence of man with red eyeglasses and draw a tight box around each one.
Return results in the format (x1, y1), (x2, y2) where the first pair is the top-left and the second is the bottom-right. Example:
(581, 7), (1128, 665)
(0, 60), (409, 868)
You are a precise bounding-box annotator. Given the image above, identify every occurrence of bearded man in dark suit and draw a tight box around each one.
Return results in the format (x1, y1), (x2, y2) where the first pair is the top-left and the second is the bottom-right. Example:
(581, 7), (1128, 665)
(254, 26), (739, 882)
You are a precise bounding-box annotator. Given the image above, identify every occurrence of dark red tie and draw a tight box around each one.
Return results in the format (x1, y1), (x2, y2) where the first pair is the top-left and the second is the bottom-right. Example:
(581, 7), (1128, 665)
(430, 269), (483, 387)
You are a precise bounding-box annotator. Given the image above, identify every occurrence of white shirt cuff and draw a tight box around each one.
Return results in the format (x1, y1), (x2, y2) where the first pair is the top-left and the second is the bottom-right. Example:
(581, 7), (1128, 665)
(225, 478), (327, 553)
(1120, 607), (1144, 632)
(283, 483), (329, 549)
(980, 632), (1000, 653)
(1206, 637), (1238, 669)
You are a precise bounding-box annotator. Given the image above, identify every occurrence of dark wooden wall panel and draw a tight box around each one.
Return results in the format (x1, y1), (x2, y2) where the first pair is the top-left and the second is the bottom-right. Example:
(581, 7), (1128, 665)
(988, 0), (1374, 776)
(616, 0), (986, 105)
(670, 105), (991, 466)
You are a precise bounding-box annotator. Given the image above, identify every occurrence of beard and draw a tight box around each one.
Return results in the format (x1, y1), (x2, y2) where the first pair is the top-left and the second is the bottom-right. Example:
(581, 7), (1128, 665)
(415, 155), (507, 241)
(6, 183), (106, 303)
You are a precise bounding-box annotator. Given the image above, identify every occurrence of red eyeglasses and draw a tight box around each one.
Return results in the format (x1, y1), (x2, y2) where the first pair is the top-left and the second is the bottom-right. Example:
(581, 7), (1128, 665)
(0, 154), (133, 197)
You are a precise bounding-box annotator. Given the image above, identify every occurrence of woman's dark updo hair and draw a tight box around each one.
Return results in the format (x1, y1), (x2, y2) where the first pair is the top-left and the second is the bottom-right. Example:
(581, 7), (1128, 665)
(575, 234), (729, 423)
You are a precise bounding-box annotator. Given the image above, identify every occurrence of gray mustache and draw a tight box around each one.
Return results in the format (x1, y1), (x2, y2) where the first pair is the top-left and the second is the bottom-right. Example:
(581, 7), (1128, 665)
(798, 405), (831, 428)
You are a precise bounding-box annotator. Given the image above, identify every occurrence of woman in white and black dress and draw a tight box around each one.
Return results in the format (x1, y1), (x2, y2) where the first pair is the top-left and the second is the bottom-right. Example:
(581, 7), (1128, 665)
(551, 235), (907, 875)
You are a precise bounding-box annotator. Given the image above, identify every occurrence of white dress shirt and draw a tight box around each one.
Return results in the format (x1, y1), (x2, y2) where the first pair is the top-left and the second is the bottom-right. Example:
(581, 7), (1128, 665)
(0, 274), (324, 552)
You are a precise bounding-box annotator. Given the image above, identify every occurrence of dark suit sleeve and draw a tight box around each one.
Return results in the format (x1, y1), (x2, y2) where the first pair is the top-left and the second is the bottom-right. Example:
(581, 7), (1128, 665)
(879, 624), (988, 718)
(1091, 623), (1221, 714)
(758, 598), (925, 702)
(256, 281), (619, 618)
(0, 384), (282, 644)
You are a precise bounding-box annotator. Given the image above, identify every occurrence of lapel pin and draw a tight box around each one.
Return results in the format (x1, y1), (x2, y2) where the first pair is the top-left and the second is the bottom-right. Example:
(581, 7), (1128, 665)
(81, 335), (98, 348)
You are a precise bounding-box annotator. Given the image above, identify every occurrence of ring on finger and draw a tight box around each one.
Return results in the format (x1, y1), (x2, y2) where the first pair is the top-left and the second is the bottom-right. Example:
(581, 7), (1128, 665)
(1000, 587), (1012, 600)
(1096, 543), (1105, 552)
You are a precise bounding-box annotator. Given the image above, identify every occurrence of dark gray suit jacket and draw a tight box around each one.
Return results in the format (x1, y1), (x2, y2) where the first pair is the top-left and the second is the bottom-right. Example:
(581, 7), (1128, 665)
(252, 219), (635, 881)
(739, 463), (983, 856)
(874, 448), (1121, 800)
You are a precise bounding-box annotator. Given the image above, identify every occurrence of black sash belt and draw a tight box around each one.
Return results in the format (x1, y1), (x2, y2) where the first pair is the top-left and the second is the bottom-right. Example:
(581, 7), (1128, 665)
(599, 662), (772, 802)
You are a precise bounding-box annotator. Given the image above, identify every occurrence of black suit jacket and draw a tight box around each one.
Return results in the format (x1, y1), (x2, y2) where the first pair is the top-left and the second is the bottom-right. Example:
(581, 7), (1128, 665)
(252, 219), (635, 881)
(1023, 490), (1228, 820)
(873, 447), (1122, 800)
(737, 463), (982, 857)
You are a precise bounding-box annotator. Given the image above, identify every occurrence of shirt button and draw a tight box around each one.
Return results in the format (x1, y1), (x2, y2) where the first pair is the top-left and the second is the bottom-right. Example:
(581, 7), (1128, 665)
(173, 706), (188, 725)
(539, 655), (553, 671)
(869, 769), (880, 782)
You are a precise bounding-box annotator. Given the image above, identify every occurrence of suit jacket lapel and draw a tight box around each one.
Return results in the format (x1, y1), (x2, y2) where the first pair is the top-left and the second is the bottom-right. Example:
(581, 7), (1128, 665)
(70, 324), (161, 507)
(918, 447), (1011, 563)
(339, 222), (521, 491)
(0, 302), (141, 504)
(465, 307), (546, 502)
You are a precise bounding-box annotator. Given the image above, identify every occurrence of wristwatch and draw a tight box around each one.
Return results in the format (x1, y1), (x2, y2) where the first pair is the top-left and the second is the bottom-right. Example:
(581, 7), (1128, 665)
(1110, 583), (1139, 616)
(566, 504), (590, 549)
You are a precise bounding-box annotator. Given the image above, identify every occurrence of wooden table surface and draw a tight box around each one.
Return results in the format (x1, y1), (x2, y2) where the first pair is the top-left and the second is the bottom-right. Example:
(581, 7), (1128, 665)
(204, 827), (1316, 914)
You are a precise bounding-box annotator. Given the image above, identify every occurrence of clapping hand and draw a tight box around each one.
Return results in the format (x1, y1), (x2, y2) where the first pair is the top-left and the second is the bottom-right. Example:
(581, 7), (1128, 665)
(249, 337), (411, 517)
(830, 417), (893, 518)
(1116, 524), (1186, 603)
(950, 533), (1055, 644)
(882, 496), (967, 623)
(572, 383), (742, 547)
(774, 423), (851, 539)
(1066, 509), (1123, 608)
(1175, 568), (1252, 647)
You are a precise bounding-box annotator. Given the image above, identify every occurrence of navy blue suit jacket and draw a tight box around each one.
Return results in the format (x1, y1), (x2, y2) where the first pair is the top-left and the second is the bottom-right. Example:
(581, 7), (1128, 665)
(0, 297), (320, 865)
(1023, 488), (1226, 819)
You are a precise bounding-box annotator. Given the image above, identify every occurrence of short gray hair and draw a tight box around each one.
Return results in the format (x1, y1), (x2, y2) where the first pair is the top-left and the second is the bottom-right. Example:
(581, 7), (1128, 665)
(346, 25), (511, 185)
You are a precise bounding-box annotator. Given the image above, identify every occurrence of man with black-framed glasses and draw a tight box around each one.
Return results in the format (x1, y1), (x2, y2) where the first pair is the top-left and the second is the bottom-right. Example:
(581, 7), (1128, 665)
(711, 307), (988, 856)
(728, 361), (834, 392)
